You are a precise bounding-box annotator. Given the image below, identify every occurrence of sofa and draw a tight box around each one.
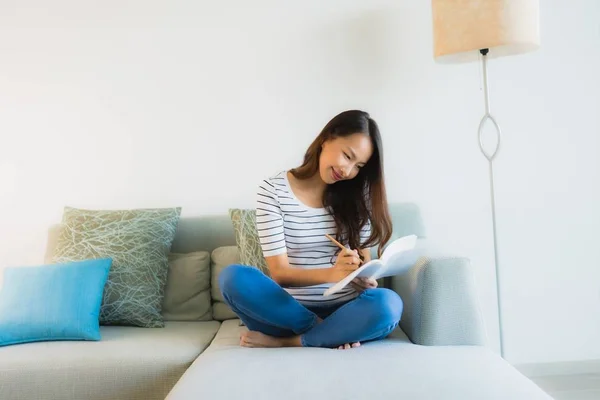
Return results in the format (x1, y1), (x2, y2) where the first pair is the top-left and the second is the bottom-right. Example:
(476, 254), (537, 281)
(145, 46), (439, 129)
(0, 203), (552, 399)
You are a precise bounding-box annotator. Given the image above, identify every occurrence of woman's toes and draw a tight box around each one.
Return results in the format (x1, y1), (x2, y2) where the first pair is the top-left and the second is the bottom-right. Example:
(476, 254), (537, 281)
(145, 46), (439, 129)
(335, 342), (360, 350)
(240, 331), (253, 347)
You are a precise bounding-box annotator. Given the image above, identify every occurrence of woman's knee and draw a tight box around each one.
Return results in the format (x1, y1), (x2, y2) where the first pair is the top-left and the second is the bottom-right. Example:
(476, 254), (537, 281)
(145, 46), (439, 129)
(364, 288), (404, 324)
(218, 264), (261, 298)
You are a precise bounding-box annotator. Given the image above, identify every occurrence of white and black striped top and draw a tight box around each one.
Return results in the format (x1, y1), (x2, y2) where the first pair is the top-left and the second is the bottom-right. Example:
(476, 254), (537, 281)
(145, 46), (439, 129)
(256, 170), (371, 306)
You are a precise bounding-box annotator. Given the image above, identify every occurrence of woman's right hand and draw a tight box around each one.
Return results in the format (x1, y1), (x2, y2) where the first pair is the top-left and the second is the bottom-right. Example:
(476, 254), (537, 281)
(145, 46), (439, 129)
(328, 248), (361, 282)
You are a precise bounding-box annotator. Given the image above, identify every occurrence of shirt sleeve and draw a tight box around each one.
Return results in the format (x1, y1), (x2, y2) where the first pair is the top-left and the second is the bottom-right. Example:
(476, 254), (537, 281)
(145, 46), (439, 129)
(256, 178), (287, 257)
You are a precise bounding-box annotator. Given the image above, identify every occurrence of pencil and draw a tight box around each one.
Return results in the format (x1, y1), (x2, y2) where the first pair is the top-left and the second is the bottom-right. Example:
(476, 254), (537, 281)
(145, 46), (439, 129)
(325, 234), (363, 265)
(325, 233), (346, 251)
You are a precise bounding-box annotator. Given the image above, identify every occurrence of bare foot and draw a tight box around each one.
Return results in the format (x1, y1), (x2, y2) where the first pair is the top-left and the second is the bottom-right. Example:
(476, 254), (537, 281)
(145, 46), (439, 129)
(240, 331), (302, 348)
(337, 342), (361, 350)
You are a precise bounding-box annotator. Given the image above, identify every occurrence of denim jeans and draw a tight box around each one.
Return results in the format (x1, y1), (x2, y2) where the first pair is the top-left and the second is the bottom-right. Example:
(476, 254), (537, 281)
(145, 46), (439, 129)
(218, 264), (403, 348)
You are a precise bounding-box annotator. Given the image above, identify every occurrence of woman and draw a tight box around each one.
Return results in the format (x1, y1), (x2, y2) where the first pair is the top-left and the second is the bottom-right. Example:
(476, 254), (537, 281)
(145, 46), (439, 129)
(219, 110), (403, 350)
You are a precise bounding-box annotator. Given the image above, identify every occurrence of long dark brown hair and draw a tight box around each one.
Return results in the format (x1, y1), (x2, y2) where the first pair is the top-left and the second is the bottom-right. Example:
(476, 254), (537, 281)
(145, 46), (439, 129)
(290, 110), (392, 257)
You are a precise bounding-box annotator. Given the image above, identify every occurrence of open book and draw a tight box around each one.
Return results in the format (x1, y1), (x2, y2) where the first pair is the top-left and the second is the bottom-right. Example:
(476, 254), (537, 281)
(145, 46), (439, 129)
(323, 234), (420, 297)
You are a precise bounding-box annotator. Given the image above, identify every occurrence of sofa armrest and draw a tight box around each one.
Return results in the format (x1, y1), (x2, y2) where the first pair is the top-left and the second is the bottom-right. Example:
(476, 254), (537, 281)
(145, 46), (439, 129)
(390, 242), (487, 347)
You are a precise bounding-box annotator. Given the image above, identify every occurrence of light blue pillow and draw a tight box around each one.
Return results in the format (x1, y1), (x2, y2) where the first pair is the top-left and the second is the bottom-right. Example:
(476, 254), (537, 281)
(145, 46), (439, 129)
(0, 258), (112, 347)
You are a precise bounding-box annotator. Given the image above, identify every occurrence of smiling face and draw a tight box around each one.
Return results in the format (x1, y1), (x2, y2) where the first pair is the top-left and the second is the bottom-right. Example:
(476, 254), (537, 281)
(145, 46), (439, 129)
(318, 133), (374, 184)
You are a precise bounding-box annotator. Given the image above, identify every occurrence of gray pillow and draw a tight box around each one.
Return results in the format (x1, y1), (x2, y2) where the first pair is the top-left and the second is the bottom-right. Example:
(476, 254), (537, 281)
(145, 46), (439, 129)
(52, 207), (181, 328)
(228, 208), (270, 276)
(162, 251), (212, 321)
(210, 246), (241, 321)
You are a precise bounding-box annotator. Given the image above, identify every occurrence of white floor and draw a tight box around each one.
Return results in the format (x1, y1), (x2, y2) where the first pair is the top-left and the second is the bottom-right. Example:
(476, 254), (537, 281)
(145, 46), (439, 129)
(516, 360), (600, 400)
(530, 374), (600, 399)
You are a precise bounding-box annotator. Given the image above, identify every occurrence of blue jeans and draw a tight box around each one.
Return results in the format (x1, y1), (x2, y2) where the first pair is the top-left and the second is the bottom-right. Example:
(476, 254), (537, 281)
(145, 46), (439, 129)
(218, 264), (404, 348)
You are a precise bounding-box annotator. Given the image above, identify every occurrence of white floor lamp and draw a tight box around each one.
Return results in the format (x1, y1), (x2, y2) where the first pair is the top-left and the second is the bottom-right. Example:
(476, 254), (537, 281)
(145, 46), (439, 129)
(431, 0), (540, 358)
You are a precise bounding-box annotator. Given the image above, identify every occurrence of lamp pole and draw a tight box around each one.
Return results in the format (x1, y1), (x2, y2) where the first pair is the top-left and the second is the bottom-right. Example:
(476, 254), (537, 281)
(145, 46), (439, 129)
(477, 48), (505, 358)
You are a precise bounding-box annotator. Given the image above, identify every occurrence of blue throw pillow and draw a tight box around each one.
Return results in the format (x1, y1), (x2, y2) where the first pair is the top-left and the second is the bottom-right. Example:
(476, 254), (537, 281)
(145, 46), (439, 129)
(0, 258), (112, 347)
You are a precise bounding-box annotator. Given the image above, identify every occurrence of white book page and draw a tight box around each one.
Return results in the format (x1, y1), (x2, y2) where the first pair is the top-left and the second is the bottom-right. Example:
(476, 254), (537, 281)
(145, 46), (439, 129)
(371, 249), (421, 280)
(323, 259), (383, 297)
(380, 235), (418, 264)
(372, 235), (419, 280)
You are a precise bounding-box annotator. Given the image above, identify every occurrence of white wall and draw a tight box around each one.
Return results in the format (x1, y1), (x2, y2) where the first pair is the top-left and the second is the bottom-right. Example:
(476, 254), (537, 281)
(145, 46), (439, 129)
(0, 0), (598, 365)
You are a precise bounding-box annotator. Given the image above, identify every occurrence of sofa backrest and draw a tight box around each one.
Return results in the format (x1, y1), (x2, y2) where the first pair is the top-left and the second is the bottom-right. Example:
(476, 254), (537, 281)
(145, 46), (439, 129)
(44, 202), (426, 321)
(388, 202), (426, 239)
(171, 202), (426, 253)
(46, 202), (425, 261)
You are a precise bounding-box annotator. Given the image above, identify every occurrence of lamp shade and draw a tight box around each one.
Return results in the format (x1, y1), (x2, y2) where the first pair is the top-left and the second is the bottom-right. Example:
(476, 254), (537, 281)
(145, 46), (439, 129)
(432, 0), (540, 63)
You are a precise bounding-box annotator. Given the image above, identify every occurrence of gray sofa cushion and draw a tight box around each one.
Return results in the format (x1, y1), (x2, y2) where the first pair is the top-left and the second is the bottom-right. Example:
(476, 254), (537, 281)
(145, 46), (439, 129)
(0, 321), (220, 400)
(210, 246), (240, 321)
(166, 320), (551, 400)
(162, 251), (212, 321)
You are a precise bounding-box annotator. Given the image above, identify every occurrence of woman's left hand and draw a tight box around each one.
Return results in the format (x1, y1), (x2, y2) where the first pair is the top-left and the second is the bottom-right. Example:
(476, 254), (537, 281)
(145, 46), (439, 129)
(350, 277), (378, 292)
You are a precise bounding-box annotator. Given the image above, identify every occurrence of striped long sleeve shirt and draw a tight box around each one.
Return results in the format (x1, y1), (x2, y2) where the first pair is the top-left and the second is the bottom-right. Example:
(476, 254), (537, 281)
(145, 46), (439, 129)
(256, 170), (371, 306)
